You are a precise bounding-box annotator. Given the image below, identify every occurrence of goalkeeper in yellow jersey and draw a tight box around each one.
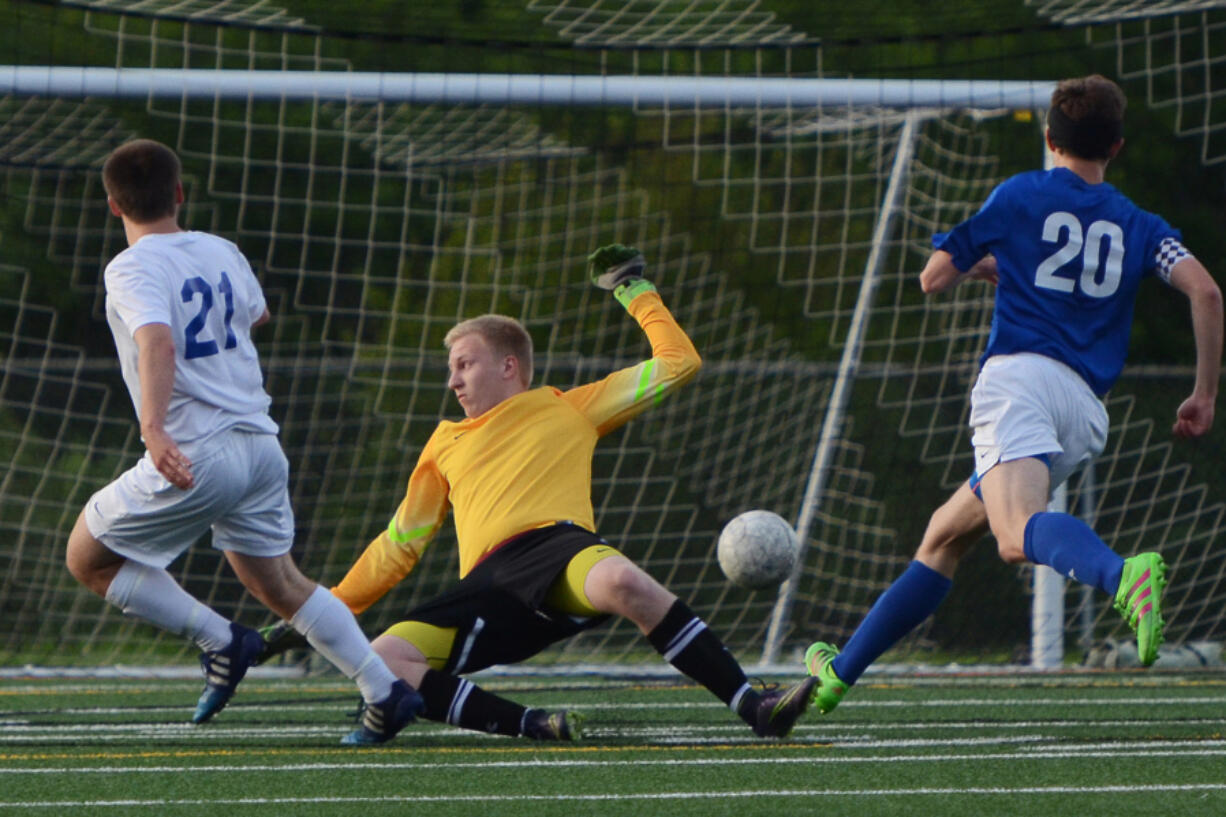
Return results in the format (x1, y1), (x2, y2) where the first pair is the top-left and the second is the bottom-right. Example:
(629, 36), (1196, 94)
(264, 245), (815, 740)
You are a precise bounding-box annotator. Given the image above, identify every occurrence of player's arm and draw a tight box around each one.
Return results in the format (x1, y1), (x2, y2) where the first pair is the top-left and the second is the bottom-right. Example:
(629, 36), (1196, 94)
(133, 322), (193, 489)
(919, 250), (997, 294)
(565, 245), (702, 434)
(1168, 255), (1223, 437)
(329, 447), (450, 615)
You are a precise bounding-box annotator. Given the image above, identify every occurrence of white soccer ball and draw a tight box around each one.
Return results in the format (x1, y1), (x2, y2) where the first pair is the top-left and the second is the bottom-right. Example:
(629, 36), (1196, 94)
(717, 510), (799, 590)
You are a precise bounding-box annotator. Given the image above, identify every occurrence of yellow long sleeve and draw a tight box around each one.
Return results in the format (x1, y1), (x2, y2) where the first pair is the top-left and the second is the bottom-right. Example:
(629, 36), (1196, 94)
(331, 289), (700, 611)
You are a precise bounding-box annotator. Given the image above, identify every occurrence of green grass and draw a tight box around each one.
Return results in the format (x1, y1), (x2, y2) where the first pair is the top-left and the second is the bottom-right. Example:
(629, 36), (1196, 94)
(1, 670), (1224, 816)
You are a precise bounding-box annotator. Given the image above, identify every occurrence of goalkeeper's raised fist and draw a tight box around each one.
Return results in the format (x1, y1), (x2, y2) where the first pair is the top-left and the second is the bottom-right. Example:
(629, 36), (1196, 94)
(588, 243), (645, 289)
(588, 243), (656, 308)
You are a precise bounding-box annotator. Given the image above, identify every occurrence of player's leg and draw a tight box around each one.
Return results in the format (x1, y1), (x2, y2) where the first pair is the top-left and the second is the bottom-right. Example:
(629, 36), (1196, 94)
(68, 516), (259, 725)
(974, 354), (1162, 660)
(370, 620), (578, 741)
(224, 550), (421, 742)
(980, 456), (1163, 664)
(980, 455), (1123, 588)
(214, 433), (420, 740)
(581, 552), (814, 737)
(67, 456), (258, 724)
(805, 482), (987, 713)
(65, 509), (235, 654)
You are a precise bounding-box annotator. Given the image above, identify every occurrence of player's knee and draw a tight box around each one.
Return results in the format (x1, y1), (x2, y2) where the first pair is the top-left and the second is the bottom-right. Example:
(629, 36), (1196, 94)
(65, 553), (101, 592)
(994, 533), (1028, 564)
(586, 558), (662, 613)
(372, 631), (432, 685)
(65, 529), (122, 596)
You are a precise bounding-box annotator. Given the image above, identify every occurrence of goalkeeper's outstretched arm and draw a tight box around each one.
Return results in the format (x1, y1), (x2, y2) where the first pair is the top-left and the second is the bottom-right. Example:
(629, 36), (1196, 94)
(568, 245), (701, 435)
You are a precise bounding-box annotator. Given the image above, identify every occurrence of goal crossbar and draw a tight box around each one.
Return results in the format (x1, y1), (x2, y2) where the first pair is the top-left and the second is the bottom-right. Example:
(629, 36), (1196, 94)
(0, 66), (1055, 109)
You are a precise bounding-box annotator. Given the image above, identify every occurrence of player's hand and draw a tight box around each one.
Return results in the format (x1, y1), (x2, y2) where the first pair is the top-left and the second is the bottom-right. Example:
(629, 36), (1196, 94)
(1173, 393), (1215, 438)
(145, 428), (194, 489)
(588, 244), (658, 308)
(588, 244), (647, 289)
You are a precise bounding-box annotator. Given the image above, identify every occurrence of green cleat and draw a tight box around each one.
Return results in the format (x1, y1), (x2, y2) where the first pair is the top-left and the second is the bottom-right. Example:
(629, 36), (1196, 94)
(803, 641), (849, 714)
(522, 709), (583, 741)
(1114, 552), (1167, 666)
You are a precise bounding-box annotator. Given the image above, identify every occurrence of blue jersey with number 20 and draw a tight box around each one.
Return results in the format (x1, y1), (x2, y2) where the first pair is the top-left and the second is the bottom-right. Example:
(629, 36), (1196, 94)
(934, 167), (1180, 396)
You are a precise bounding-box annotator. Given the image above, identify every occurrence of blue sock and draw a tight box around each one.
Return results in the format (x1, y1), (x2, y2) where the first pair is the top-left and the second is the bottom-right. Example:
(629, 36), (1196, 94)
(1022, 512), (1124, 595)
(832, 560), (952, 685)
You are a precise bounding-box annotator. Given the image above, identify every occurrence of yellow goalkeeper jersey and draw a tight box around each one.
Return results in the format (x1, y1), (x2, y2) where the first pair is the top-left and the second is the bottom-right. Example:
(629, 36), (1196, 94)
(332, 290), (701, 615)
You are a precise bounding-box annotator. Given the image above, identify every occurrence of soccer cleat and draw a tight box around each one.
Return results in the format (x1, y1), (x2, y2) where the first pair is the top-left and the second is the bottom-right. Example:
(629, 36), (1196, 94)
(340, 680), (424, 746)
(192, 622), (266, 724)
(253, 619), (309, 666)
(1114, 552), (1167, 666)
(751, 676), (817, 738)
(588, 243), (647, 290)
(522, 708), (583, 741)
(803, 641), (849, 714)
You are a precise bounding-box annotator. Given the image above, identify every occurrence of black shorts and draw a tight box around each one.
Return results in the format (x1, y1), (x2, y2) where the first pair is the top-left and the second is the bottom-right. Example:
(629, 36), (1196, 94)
(402, 523), (611, 674)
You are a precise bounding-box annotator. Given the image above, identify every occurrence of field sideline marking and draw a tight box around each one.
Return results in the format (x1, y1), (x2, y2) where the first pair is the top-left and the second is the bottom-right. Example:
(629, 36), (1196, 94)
(2, 742), (1226, 776)
(5, 693), (1224, 716)
(4, 714), (1226, 745)
(1, 783), (1225, 809)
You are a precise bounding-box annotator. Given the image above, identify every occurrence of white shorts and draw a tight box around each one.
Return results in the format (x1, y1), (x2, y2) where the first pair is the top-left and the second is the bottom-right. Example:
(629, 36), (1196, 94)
(969, 353), (1108, 491)
(85, 428), (294, 569)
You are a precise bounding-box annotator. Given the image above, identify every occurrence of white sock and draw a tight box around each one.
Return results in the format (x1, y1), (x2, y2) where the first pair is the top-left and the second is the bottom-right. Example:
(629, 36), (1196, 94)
(104, 560), (233, 653)
(289, 585), (396, 703)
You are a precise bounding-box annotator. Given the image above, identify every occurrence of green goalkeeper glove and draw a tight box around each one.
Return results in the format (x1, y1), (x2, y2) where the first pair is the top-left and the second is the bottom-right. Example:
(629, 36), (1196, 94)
(253, 619), (310, 666)
(587, 243), (656, 308)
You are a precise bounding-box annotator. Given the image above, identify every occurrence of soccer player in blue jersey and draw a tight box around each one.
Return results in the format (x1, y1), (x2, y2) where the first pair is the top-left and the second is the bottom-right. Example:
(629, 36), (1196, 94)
(804, 74), (1223, 712)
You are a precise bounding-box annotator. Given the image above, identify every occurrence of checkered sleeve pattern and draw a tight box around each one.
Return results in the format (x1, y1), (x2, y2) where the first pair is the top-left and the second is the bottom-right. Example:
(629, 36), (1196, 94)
(1153, 237), (1192, 284)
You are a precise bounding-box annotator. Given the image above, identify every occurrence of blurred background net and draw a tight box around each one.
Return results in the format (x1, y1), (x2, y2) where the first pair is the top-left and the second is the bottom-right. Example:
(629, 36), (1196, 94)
(1, 0), (1224, 669)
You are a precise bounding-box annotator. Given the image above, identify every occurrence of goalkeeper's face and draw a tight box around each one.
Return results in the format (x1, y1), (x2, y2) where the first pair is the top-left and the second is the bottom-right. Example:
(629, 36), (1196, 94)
(447, 332), (523, 418)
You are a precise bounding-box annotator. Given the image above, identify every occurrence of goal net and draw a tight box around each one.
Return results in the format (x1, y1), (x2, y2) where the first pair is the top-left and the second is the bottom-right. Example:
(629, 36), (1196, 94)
(2, 0), (1223, 672)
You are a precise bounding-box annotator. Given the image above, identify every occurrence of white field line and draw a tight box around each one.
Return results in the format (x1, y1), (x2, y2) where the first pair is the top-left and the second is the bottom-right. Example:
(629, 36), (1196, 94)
(4, 714), (1226, 737)
(2, 784), (1226, 809)
(3, 713), (1226, 744)
(4, 694), (1224, 718)
(3, 741), (1226, 776)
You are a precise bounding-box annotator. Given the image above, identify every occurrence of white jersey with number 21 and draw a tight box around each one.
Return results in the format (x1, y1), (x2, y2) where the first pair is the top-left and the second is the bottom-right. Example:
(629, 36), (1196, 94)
(104, 230), (278, 448)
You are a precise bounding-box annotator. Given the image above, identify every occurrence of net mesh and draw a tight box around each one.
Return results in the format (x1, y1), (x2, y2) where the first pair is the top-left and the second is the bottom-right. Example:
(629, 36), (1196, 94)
(1, 0), (1223, 671)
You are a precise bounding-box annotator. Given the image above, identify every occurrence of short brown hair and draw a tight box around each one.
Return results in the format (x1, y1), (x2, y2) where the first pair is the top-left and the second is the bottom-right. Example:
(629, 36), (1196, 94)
(1047, 75), (1127, 160)
(444, 314), (534, 387)
(102, 139), (181, 223)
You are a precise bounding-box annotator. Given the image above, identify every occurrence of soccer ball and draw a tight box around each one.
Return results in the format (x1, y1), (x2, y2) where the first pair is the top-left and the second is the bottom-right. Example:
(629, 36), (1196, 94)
(716, 510), (799, 590)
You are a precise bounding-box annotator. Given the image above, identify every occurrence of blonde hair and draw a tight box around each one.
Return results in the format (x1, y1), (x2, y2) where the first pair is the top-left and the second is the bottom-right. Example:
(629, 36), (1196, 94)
(444, 314), (534, 387)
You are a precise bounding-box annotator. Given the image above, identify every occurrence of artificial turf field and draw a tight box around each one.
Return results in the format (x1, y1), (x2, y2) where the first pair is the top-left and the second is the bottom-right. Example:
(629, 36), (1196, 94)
(1, 669), (1224, 816)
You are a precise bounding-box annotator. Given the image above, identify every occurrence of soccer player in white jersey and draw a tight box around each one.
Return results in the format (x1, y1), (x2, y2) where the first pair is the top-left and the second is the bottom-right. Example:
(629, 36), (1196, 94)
(64, 139), (423, 744)
(804, 75), (1223, 712)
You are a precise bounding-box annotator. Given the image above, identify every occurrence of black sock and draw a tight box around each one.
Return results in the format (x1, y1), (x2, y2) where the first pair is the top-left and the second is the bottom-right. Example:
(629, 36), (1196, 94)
(417, 668), (530, 737)
(646, 599), (756, 721)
